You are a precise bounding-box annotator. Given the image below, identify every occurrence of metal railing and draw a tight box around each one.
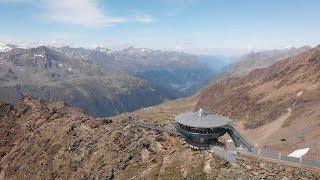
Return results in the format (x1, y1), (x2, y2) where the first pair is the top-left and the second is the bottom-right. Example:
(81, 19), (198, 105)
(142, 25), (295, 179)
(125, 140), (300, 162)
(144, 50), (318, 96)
(239, 147), (320, 168)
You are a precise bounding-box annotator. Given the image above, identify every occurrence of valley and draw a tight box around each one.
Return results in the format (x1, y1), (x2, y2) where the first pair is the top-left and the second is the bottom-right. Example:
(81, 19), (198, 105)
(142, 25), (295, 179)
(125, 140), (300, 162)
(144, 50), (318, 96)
(54, 46), (221, 97)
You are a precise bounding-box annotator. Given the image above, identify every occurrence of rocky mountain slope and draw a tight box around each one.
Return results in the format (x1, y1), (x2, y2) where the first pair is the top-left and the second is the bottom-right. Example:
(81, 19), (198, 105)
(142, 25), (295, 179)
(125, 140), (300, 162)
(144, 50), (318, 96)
(54, 46), (215, 97)
(2, 96), (318, 179)
(218, 46), (311, 80)
(0, 96), (246, 179)
(196, 45), (320, 157)
(0, 46), (172, 117)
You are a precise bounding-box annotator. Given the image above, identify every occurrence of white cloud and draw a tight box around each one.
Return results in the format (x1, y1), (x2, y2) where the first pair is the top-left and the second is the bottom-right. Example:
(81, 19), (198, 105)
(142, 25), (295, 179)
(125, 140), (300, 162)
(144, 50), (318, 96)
(134, 14), (155, 23)
(1, 0), (158, 27)
(40, 0), (126, 27)
(0, 0), (126, 27)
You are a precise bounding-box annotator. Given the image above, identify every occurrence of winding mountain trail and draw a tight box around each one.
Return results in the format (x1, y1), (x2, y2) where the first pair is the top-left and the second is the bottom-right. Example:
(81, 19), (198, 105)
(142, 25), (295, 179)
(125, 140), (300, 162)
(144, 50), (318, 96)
(236, 108), (292, 146)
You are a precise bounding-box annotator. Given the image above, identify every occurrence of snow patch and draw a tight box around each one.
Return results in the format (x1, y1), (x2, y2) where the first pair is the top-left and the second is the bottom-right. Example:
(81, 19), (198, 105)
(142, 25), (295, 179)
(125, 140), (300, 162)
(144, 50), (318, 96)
(99, 49), (109, 53)
(68, 68), (72, 71)
(142, 107), (154, 111)
(296, 91), (303, 97)
(287, 148), (309, 158)
(0, 45), (12, 52)
(58, 64), (63, 67)
(227, 139), (233, 143)
(34, 54), (44, 57)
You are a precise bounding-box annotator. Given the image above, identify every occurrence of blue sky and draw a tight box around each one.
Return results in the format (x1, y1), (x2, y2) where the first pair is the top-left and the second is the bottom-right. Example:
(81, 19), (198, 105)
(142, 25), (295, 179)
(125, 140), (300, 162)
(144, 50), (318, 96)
(0, 0), (319, 55)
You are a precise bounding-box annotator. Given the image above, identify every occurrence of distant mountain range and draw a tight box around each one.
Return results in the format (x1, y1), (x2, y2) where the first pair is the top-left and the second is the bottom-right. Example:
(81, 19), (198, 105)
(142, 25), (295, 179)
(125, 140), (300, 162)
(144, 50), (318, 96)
(0, 46), (174, 117)
(1, 43), (314, 118)
(53, 46), (218, 97)
(0, 44), (235, 117)
(217, 45), (312, 80)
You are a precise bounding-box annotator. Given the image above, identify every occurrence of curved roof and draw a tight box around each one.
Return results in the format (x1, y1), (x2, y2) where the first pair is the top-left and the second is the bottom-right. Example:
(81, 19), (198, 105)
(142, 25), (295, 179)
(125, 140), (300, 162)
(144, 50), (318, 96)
(175, 112), (230, 128)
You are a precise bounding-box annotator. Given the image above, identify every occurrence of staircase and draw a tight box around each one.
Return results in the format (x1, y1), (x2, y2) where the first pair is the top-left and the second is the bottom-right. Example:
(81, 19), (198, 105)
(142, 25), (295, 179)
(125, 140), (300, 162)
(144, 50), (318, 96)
(225, 125), (252, 151)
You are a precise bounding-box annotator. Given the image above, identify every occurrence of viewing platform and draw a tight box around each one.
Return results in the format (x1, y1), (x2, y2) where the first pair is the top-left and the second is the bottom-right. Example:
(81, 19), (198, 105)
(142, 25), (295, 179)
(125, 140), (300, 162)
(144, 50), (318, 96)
(175, 109), (252, 151)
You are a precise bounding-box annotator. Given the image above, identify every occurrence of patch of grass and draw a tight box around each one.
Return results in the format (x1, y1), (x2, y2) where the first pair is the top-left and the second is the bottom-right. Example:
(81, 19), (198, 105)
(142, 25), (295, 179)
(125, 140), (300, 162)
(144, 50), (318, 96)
(162, 160), (184, 180)
(301, 90), (320, 101)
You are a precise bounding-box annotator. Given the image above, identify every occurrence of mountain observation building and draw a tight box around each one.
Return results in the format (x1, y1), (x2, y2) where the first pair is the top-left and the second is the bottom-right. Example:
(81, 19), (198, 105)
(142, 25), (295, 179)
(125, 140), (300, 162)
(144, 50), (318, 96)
(175, 109), (252, 151)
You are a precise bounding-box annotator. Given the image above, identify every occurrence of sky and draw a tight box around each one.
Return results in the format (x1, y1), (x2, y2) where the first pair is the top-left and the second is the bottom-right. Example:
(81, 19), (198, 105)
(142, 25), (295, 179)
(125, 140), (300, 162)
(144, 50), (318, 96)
(0, 0), (319, 55)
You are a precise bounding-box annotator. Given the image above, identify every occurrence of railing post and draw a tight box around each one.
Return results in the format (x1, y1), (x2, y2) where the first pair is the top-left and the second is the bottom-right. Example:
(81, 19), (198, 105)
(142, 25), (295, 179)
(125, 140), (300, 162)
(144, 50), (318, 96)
(258, 149), (261, 160)
(239, 145), (243, 153)
(300, 157), (303, 164)
(278, 152), (282, 163)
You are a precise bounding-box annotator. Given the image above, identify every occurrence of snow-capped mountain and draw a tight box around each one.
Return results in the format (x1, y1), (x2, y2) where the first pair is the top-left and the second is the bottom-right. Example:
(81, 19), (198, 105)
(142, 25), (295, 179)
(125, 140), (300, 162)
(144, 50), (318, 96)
(0, 44), (19, 52)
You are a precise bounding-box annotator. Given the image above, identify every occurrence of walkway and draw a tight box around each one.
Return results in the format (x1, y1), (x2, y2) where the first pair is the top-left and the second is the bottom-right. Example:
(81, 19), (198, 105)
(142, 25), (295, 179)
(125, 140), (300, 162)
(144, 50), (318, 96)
(128, 120), (181, 136)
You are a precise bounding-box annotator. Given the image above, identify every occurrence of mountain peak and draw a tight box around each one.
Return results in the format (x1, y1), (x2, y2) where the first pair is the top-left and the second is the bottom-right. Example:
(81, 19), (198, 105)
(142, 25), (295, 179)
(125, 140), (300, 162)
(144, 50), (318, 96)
(122, 47), (153, 54)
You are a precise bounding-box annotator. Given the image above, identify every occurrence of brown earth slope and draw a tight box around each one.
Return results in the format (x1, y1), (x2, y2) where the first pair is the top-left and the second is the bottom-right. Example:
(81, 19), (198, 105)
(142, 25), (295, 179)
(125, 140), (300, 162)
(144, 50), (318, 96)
(0, 95), (247, 179)
(196, 45), (320, 158)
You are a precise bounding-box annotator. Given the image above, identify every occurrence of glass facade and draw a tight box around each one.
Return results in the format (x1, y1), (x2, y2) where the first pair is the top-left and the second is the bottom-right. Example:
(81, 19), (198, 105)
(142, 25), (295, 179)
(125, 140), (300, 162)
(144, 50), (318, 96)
(176, 123), (227, 147)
